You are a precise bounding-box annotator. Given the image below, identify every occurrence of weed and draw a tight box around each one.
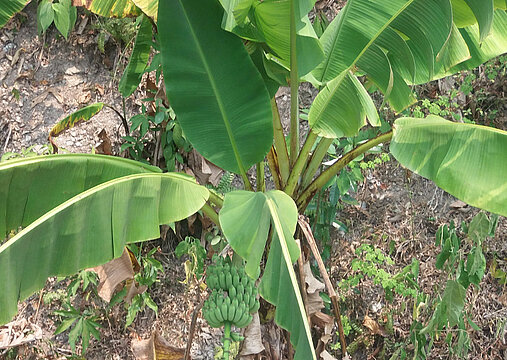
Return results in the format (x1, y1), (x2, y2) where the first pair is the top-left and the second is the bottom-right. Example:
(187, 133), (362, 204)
(175, 236), (207, 285)
(53, 302), (102, 355)
(125, 244), (164, 327)
(339, 244), (419, 301)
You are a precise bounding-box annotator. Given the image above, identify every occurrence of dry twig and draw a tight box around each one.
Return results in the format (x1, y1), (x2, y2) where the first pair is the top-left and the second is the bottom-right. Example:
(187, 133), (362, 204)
(298, 215), (348, 356)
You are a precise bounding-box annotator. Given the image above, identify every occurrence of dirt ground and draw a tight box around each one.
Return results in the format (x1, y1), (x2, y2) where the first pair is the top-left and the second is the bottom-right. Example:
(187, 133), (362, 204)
(0, 2), (506, 360)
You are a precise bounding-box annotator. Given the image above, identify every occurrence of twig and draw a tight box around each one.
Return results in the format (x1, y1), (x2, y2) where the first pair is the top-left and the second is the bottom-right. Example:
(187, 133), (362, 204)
(33, 289), (45, 323)
(104, 104), (129, 135)
(298, 215), (348, 356)
(185, 297), (205, 360)
(3, 124), (12, 152)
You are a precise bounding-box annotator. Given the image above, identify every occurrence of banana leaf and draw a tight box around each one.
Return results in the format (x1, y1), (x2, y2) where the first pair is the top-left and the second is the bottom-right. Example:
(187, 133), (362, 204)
(0, 154), (160, 239)
(0, 0), (30, 28)
(118, 15), (152, 97)
(0, 163), (208, 325)
(435, 10), (507, 78)
(132, 0), (158, 21)
(49, 103), (105, 138)
(220, 191), (315, 360)
(158, 0), (273, 175)
(309, 71), (380, 139)
(72, 0), (140, 18)
(390, 116), (507, 217)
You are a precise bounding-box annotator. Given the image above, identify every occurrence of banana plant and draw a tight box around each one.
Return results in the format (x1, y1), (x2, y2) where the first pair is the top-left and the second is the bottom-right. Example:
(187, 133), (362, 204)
(1, 0), (507, 359)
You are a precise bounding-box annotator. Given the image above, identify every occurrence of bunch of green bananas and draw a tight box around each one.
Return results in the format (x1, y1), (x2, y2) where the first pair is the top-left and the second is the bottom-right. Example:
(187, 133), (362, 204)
(202, 257), (260, 329)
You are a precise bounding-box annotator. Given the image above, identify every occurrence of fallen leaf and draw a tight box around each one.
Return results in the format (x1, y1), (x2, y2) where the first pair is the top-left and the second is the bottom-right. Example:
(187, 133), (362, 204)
(47, 88), (64, 104)
(10, 48), (24, 67)
(363, 315), (387, 337)
(94, 83), (105, 96)
(320, 350), (337, 360)
(30, 88), (63, 108)
(240, 312), (264, 356)
(95, 129), (112, 155)
(125, 281), (148, 304)
(78, 90), (91, 104)
(0, 318), (42, 349)
(450, 200), (467, 209)
(30, 91), (49, 109)
(131, 331), (185, 360)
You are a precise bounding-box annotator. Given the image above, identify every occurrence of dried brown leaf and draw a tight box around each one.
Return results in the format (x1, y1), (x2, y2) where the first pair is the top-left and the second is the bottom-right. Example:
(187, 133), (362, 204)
(362, 315), (387, 337)
(320, 350), (337, 360)
(303, 261), (325, 294)
(0, 319), (42, 349)
(131, 331), (185, 360)
(89, 248), (135, 302)
(187, 149), (223, 186)
(240, 312), (264, 356)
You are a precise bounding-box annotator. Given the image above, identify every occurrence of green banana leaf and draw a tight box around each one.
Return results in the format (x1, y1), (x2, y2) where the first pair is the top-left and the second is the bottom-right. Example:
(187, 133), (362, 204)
(131, 0), (158, 21)
(219, 0), (265, 41)
(309, 71), (380, 139)
(313, 0), (454, 85)
(49, 103), (105, 138)
(306, 0), (506, 138)
(435, 10), (507, 78)
(390, 116), (507, 217)
(218, 0), (324, 76)
(452, 0), (494, 41)
(0, 161), (209, 325)
(495, 0), (507, 10)
(0, 154), (160, 239)
(73, 0), (140, 18)
(252, 0), (324, 76)
(220, 191), (315, 360)
(158, 0), (273, 175)
(118, 15), (152, 97)
(0, 0), (30, 28)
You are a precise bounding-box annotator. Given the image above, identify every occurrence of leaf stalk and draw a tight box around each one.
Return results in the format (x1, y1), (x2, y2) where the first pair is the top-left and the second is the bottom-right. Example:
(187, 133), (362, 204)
(297, 131), (393, 211)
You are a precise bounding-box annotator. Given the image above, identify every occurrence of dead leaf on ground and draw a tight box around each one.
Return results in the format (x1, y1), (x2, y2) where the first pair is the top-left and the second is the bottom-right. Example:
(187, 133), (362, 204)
(88, 248), (135, 302)
(95, 129), (112, 155)
(30, 88), (63, 108)
(94, 83), (105, 96)
(450, 200), (467, 209)
(131, 331), (185, 360)
(363, 315), (387, 337)
(10, 48), (24, 67)
(78, 90), (91, 104)
(0, 318), (42, 349)
(240, 312), (264, 357)
(125, 280), (148, 304)
(320, 350), (337, 360)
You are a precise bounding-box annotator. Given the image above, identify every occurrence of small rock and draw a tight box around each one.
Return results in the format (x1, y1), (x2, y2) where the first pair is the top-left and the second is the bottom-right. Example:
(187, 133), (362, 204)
(3, 43), (16, 52)
(65, 66), (81, 75)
